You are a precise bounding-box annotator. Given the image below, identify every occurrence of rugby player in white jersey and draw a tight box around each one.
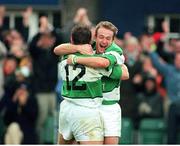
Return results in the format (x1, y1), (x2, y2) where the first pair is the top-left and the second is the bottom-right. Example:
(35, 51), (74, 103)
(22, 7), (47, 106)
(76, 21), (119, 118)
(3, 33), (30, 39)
(55, 24), (128, 144)
(54, 21), (129, 144)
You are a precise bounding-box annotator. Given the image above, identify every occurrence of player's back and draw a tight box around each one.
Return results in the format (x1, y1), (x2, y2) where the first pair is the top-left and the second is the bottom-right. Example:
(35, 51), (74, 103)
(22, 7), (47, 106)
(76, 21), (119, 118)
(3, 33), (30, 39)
(59, 58), (105, 108)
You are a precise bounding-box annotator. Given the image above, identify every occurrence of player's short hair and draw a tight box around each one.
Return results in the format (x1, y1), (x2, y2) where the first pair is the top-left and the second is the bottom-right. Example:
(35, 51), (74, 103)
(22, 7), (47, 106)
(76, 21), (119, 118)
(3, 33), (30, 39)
(71, 24), (92, 44)
(95, 21), (118, 39)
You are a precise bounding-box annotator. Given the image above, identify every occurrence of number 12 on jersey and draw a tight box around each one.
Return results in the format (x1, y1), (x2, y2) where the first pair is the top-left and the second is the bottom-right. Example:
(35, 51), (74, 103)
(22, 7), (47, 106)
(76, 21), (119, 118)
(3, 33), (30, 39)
(65, 64), (87, 90)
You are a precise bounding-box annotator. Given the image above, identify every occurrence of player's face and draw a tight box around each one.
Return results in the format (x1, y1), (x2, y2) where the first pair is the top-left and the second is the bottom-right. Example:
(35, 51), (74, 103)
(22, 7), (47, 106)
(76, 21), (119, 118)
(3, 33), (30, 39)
(95, 27), (114, 54)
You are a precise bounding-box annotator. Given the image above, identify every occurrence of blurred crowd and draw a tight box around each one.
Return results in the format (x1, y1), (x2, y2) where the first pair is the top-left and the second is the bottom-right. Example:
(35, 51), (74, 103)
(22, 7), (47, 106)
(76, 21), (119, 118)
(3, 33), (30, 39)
(0, 5), (180, 144)
(0, 5), (62, 144)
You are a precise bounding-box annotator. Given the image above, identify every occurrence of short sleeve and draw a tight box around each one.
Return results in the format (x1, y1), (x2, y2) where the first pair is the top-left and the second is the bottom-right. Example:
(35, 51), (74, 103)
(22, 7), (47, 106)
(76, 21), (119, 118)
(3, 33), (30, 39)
(100, 54), (117, 70)
(105, 51), (125, 65)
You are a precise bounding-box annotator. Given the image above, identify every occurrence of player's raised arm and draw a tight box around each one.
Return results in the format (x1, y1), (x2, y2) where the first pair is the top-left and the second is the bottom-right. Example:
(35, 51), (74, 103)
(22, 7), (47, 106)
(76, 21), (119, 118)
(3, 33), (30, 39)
(54, 43), (93, 55)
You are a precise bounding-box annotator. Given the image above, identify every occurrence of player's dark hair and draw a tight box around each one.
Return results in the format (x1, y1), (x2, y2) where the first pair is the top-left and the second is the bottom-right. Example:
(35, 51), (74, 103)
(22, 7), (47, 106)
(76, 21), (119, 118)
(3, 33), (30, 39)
(71, 24), (92, 44)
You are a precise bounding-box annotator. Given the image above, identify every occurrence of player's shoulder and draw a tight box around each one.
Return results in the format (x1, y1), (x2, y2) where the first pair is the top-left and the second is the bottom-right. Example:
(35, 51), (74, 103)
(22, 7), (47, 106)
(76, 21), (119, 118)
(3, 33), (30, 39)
(106, 42), (123, 53)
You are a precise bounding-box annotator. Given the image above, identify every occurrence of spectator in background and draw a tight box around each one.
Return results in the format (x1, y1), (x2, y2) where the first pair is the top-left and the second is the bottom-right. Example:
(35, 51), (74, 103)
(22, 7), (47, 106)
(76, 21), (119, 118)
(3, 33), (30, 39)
(145, 38), (180, 103)
(152, 20), (180, 65)
(19, 6), (32, 42)
(28, 14), (62, 143)
(2, 31), (32, 97)
(145, 39), (180, 144)
(9, 30), (27, 59)
(1, 52), (33, 110)
(2, 55), (18, 99)
(61, 7), (94, 42)
(39, 15), (54, 33)
(124, 36), (141, 67)
(136, 74), (164, 128)
(0, 6), (31, 46)
(139, 33), (167, 100)
(152, 20), (169, 45)
(1, 29), (27, 53)
(0, 45), (34, 144)
(153, 20), (180, 114)
(132, 56), (158, 97)
(2, 83), (38, 144)
(120, 36), (142, 124)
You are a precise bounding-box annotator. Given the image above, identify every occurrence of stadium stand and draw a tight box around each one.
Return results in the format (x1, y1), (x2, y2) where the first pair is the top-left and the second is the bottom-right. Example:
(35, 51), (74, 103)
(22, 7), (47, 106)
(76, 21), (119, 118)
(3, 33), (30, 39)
(139, 118), (166, 144)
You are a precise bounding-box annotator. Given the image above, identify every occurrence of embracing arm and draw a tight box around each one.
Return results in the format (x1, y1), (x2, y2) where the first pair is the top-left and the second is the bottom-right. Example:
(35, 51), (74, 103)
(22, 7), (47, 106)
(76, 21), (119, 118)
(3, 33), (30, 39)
(54, 43), (79, 55)
(121, 64), (129, 80)
(67, 55), (110, 68)
(54, 43), (93, 55)
(109, 64), (129, 80)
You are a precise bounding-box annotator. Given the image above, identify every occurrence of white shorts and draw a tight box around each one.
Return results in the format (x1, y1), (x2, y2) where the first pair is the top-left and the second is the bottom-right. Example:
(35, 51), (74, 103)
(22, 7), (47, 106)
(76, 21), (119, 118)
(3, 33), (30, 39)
(58, 100), (104, 142)
(100, 103), (121, 137)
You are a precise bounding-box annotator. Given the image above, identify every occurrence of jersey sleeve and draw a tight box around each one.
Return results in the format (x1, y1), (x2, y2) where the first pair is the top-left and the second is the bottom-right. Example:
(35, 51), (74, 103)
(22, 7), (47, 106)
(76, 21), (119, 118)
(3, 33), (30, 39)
(98, 64), (122, 79)
(109, 64), (122, 79)
(99, 54), (117, 70)
(105, 51), (125, 65)
(105, 42), (125, 65)
(106, 42), (123, 55)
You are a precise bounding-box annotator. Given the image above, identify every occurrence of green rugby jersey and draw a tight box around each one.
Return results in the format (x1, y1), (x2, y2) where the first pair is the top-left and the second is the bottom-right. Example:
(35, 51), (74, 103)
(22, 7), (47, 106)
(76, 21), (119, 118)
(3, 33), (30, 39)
(59, 53), (122, 108)
(94, 42), (124, 104)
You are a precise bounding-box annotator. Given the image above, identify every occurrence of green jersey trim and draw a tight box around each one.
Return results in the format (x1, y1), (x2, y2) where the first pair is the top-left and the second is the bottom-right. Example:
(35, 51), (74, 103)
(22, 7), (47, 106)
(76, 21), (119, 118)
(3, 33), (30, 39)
(100, 54), (117, 70)
(102, 76), (120, 93)
(62, 95), (103, 99)
(102, 100), (119, 105)
(61, 80), (103, 98)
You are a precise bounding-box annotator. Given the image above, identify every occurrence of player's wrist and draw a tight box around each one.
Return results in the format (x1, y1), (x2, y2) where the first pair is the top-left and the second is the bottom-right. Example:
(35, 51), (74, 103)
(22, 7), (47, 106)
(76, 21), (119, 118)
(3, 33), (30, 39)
(71, 55), (78, 65)
(76, 45), (81, 53)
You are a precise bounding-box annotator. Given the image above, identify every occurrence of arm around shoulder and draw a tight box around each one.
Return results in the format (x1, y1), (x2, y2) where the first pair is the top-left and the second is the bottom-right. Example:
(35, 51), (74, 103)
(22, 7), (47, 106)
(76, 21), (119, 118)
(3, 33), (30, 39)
(121, 64), (129, 80)
(76, 57), (110, 68)
(54, 43), (93, 55)
(54, 43), (79, 55)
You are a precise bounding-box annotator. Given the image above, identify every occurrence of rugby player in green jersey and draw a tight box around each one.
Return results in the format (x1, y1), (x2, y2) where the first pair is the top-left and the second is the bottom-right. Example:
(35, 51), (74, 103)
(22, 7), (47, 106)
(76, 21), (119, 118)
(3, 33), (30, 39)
(56, 24), (128, 145)
(54, 21), (129, 144)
